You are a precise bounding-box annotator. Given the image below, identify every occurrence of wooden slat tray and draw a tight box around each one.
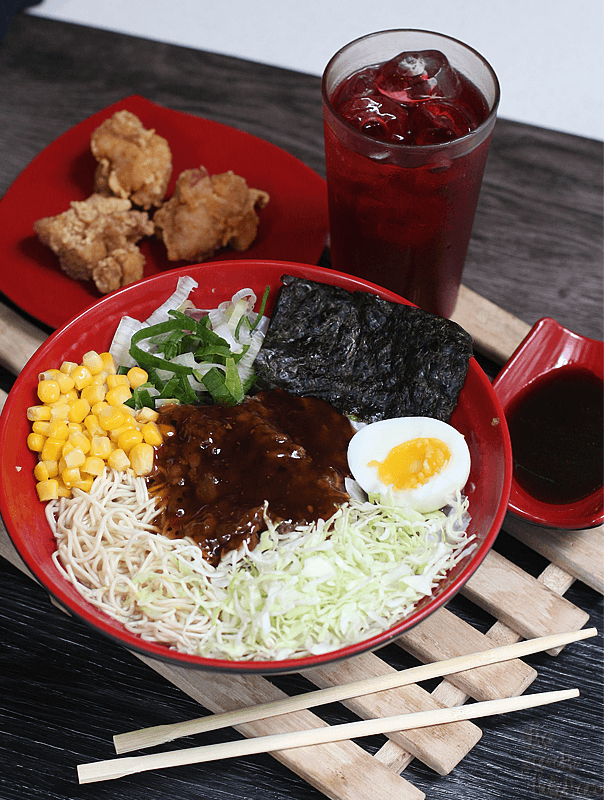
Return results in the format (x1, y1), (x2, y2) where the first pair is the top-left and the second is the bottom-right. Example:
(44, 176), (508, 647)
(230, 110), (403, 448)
(0, 284), (601, 800)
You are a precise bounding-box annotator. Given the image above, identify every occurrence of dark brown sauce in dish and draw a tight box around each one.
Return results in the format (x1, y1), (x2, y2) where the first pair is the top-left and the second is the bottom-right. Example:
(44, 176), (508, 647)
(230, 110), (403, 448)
(151, 389), (354, 565)
(506, 367), (603, 505)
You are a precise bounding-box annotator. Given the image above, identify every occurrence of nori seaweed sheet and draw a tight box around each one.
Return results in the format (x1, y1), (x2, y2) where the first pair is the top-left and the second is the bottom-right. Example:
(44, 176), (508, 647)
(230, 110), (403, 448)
(253, 276), (473, 423)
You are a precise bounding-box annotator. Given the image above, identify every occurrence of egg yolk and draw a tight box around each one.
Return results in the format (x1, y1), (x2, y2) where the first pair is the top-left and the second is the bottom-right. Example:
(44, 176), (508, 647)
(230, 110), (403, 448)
(368, 437), (451, 490)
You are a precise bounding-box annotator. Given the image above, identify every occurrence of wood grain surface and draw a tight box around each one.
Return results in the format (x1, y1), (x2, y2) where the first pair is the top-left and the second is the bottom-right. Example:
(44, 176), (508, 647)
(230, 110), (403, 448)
(0, 12), (602, 800)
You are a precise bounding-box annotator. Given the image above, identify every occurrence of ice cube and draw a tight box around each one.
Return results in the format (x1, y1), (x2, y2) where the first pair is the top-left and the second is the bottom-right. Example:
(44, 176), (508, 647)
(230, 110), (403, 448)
(376, 50), (461, 104)
(411, 100), (477, 144)
(345, 65), (380, 99)
(338, 95), (410, 142)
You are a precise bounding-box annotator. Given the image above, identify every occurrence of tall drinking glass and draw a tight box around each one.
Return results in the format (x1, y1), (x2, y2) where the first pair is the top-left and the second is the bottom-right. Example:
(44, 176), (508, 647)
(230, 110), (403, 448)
(322, 30), (500, 318)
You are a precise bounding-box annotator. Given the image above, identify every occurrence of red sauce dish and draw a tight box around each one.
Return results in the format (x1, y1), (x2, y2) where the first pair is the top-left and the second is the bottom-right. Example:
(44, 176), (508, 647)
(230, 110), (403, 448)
(493, 317), (603, 530)
(0, 261), (512, 673)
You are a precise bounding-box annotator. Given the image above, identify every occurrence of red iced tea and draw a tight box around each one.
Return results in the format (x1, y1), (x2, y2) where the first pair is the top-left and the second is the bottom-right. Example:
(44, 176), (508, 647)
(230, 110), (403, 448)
(322, 33), (499, 317)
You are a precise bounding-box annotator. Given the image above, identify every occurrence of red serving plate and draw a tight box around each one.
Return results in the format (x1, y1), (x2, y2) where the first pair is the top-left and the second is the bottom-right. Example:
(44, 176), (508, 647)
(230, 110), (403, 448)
(0, 95), (328, 329)
(0, 261), (512, 673)
(493, 317), (603, 530)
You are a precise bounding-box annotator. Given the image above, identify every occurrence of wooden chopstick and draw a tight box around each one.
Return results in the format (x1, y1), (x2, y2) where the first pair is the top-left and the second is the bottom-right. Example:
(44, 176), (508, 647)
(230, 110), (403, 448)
(79, 687), (579, 784)
(113, 626), (596, 754)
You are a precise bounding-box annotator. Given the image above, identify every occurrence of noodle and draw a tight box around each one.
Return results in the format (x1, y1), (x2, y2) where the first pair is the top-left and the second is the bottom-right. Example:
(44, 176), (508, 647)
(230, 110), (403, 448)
(49, 469), (217, 646)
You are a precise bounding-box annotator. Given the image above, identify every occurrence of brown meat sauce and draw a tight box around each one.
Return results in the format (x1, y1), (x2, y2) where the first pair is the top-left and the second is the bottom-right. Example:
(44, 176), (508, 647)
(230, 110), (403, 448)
(150, 389), (355, 565)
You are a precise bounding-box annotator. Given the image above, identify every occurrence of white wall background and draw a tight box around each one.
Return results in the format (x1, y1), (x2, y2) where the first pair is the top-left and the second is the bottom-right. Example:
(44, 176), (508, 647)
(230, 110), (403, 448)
(29, 0), (604, 141)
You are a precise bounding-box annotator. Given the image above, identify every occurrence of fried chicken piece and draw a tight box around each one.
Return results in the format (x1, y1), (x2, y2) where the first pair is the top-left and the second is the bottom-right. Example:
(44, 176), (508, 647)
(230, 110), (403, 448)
(34, 194), (153, 294)
(153, 167), (269, 262)
(91, 244), (147, 294)
(91, 110), (172, 210)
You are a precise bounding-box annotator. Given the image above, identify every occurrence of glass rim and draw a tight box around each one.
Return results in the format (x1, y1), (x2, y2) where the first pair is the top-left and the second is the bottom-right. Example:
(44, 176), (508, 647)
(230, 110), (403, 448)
(321, 28), (501, 152)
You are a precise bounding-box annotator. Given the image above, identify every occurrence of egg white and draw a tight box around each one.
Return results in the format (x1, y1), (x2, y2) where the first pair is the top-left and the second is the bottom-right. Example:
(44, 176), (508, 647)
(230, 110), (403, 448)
(347, 417), (471, 513)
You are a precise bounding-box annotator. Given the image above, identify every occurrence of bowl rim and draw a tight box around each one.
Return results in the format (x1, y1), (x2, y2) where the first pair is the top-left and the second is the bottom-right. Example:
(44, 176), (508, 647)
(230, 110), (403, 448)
(0, 260), (513, 673)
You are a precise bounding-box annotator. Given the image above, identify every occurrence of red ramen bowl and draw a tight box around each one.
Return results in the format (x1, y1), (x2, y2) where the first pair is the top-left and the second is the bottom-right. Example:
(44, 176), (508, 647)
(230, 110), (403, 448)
(0, 261), (512, 673)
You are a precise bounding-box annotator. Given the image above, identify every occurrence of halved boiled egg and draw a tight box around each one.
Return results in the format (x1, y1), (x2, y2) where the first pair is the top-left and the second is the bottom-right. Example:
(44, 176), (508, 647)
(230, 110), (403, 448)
(347, 417), (471, 513)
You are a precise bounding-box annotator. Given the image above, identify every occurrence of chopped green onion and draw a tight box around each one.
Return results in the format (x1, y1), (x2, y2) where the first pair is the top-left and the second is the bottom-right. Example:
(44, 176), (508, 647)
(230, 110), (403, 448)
(224, 357), (244, 405)
(201, 367), (237, 404)
(130, 321), (196, 375)
(128, 385), (157, 409)
(110, 283), (270, 409)
(250, 285), (270, 332)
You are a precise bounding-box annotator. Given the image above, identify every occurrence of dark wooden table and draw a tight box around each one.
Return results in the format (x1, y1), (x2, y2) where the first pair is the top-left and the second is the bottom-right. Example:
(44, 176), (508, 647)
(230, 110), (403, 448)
(1, 13), (602, 800)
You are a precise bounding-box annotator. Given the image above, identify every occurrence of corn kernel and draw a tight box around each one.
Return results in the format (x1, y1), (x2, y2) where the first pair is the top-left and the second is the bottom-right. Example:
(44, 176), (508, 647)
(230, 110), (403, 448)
(41, 437), (64, 462)
(109, 428), (129, 445)
(48, 420), (69, 440)
(61, 442), (74, 459)
(34, 462), (49, 482)
(107, 448), (130, 471)
(56, 482), (71, 498)
(98, 406), (127, 431)
(49, 404), (70, 422)
(99, 352), (117, 375)
(27, 405), (52, 422)
(106, 384), (132, 407)
(64, 447), (86, 469)
(90, 435), (112, 459)
(83, 456), (105, 476)
(141, 421), (163, 446)
(127, 367), (148, 389)
(90, 369), (109, 386)
(60, 361), (78, 375)
(72, 365), (92, 390)
(39, 369), (62, 382)
(73, 476), (94, 492)
(32, 420), (51, 436)
(68, 432), (90, 454)
(81, 384), (106, 406)
(40, 370), (60, 382)
(135, 407), (159, 423)
(107, 374), (129, 389)
(82, 350), (104, 375)
(27, 433), (46, 452)
(42, 459), (59, 478)
(84, 414), (103, 437)
(67, 422), (83, 434)
(109, 414), (137, 437)
(67, 397), (91, 423)
(61, 466), (81, 488)
(117, 428), (144, 453)
(92, 401), (110, 416)
(56, 373), (75, 394)
(37, 379), (60, 404)
(58, 390), (79, 406)
(36, 479), (59, 502)
(129, 442), (154, 476)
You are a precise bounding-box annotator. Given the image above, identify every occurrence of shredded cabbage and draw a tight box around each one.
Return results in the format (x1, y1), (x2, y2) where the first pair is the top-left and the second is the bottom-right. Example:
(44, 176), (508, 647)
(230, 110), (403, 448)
(122, 494), (474, 660)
